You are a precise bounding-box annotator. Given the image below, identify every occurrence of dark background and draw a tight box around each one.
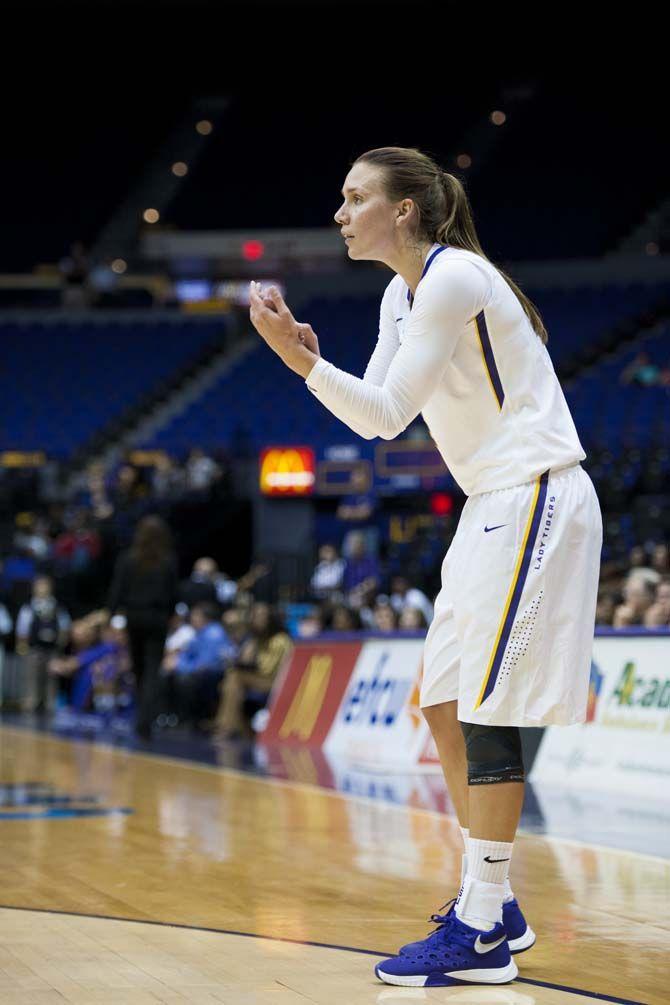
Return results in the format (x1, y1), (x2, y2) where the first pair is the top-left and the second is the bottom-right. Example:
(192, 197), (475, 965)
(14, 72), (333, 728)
(1, 1), (661, 269)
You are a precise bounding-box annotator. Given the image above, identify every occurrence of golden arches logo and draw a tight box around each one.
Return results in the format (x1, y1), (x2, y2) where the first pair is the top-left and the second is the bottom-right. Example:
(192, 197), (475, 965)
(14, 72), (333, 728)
(260, 447), (315, 495)
(279, 654), (332, 741)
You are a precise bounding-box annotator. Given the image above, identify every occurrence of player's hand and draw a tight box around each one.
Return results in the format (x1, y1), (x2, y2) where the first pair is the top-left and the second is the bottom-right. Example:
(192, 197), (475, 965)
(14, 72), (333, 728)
(249, 282), (320, 377)
(296, 322), (320, 357)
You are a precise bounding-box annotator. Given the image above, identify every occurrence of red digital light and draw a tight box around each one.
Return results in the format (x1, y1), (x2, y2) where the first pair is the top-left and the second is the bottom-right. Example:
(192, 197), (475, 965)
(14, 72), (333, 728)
(430, 492), (453, 516)
(242, 240), (265, 261)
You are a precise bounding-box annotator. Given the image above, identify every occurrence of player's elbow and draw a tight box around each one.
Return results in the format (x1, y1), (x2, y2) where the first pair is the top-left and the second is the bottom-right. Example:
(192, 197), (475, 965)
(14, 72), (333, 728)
(377, 424), (403, 440)
(376, 417), (406, 440)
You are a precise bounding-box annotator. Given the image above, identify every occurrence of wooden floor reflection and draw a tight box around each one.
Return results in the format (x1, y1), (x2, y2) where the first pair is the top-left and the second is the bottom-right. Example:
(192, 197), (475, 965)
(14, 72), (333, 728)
(0, 725), (666, 1004)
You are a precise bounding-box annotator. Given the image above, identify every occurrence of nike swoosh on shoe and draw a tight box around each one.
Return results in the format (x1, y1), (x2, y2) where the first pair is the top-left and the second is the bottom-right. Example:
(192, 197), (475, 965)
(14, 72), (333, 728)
(474, 934), (507, 954)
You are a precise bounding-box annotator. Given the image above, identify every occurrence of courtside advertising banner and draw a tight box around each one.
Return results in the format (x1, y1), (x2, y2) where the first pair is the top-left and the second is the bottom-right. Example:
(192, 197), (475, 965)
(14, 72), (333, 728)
(323, 639), (428, 766)
(530, 635), (670, 798)
(261, 642), (362, 746)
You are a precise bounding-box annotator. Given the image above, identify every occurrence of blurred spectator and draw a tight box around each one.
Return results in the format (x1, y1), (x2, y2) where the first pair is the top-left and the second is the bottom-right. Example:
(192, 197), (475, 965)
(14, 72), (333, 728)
(16, 576), (71, 713)
(59, 240), (90, 308)
(399, 606), (429, 629)
(156, 604), (196, 727)
(180, 558), (221, 610)
(328, 604), (362, 632)
(651, 543), (670, 576)
(389, 575), (434, 626)
(612, 605), (635, 628)
(372, 599), (398, 633)
(216, 602), (292, 739)
(624, 548), (661, 598)
(106, 515), (179, 739)
(309, 543), (345, 601)
(644, 578), (670, 628)
(185, 448), (221, 493)
(295, 606), (326, 638)
(49, 612), (130, 714)
(595, 591), (618, 626)
(619, 351), (660, 386)
(343, 531), (380, 601)
(111, 464), (147, 508)
(180, 556), (268, 611)
(222, 607), (251, 649)
(152, 454), (186, 500)
(53, 508), (101, 573)
(613, 573), (656, 627)
(355, 580), (384, 629)
(160, 603), (196, 674)
(628, 545), (647, 569)
(0, 601), (13, 681)
(170, 602), (236, 730)
(13, 513), (52, 563)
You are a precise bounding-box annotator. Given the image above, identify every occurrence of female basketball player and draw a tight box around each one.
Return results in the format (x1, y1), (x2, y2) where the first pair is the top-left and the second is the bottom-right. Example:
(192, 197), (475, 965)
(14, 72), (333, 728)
(248, 146), (603, 987)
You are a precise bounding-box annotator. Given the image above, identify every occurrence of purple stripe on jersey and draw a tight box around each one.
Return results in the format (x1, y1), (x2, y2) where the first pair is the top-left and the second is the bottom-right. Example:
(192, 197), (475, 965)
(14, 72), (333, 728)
(475, 309), (505, 409)
(407, 243), (449, 308)
(479, 469), (550, 706)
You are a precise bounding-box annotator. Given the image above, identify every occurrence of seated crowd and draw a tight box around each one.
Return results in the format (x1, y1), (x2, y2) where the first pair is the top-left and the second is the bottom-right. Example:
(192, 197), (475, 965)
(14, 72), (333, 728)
(1, 563), (292, 740)
(1, 436), (668, 742)
(596, 543), (670, 628)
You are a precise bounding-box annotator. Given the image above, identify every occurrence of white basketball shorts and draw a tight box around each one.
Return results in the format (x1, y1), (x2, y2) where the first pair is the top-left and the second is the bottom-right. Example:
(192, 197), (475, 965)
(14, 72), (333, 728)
(420, 461), (603, 726)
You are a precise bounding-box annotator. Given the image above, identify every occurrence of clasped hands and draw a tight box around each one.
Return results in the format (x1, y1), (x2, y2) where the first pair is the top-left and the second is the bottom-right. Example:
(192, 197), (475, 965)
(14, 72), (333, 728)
(248, 281), (321, 378)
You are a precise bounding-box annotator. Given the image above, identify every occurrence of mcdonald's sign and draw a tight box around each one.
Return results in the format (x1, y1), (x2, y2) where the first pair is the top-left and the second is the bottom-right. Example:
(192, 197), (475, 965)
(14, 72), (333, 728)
(259, 446), (316, 496)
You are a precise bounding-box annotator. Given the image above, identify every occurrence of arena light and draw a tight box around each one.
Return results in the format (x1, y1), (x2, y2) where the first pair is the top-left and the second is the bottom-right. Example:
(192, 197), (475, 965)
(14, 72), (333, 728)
(456, 153), (472, 169)
(111, 259), (127, 274)
(172, 161), (188, 177)
(196, 120), (213, 135)
(243, 239), (265, 262)
(143, 208), (160, 224)
(490, 110), (506, 125)
(430, 492), (454, 516)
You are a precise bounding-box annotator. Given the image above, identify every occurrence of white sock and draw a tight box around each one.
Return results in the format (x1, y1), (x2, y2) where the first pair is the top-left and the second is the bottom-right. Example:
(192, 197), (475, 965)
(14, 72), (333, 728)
(455, 873), (503, 930)
(459, 826), (469, 887)
(503, 876), (515, 904)
(467, 838), (513, 886)
(455, 838), (512, 929)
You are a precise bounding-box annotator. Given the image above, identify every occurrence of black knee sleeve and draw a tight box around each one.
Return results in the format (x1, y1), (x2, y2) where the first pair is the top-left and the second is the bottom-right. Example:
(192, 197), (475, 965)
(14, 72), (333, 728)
(460, 722), (525, 785)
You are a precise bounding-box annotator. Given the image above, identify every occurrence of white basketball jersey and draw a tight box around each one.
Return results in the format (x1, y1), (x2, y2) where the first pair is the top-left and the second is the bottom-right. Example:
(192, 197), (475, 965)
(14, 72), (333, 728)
(306, 242), (586, 496)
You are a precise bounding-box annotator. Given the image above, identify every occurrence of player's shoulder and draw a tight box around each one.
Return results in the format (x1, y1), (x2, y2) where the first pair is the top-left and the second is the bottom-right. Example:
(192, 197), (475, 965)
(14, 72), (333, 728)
(423, 247), (495, 299)
(382, 272), (405, 302)
(431, 247), (494, 280)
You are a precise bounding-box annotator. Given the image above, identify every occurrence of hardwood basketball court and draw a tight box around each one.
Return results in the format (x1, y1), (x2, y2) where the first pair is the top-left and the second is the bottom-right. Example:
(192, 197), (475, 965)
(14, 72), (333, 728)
(0, 724), (665, 1004)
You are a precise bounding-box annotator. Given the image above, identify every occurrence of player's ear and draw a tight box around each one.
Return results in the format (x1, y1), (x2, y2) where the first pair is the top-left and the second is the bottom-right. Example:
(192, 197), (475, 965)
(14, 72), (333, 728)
(396, 198), (413, 223)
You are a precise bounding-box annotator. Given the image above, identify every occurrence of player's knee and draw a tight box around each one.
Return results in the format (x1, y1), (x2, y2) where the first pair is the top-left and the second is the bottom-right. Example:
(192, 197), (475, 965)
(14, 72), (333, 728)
(460, 722), (525, 785)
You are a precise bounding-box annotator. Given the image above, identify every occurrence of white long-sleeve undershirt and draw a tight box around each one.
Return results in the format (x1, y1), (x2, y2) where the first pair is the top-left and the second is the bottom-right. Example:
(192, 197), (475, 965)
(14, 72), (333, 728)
(305, 257), (491, 440)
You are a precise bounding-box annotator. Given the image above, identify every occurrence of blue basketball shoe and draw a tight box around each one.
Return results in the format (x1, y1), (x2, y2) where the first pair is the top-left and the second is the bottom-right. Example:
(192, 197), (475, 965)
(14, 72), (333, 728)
(399, 897), (535, 956)
(503, 897), (536, 953)
(375, 913), (518, 987)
